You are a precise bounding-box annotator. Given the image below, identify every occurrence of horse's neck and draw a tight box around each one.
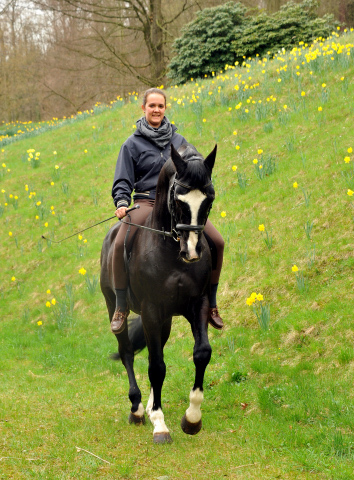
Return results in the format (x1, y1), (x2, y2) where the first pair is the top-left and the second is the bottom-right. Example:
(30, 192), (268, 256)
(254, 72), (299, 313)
(151, 167), (172, 232)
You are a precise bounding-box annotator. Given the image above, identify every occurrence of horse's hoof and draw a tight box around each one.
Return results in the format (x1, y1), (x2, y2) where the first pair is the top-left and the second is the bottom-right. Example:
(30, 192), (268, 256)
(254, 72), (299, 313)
(181, 414), (202, 435)
(129, 412), (146, 425)
(153, 432), (173, 444)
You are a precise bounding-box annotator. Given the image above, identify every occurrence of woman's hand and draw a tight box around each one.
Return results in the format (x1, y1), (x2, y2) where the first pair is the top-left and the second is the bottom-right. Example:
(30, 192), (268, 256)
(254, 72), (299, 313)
(115, 206), (128, 219)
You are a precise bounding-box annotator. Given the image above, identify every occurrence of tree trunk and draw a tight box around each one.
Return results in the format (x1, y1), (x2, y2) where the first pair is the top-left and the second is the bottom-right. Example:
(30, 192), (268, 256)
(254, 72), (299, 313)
(145, 0), (165, 86)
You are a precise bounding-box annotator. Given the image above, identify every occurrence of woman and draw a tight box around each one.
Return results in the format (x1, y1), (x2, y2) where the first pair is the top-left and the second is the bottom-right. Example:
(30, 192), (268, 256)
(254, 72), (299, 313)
(111, 88), (224, 334)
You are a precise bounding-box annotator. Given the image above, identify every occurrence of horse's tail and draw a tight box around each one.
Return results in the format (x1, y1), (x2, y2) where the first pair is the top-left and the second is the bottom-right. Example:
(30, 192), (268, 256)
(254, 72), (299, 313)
(110, 314), (146, 361)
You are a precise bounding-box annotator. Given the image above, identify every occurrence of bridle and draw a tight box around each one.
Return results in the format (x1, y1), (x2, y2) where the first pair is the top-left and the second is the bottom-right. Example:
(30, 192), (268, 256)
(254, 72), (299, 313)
(121, 174), (213, 242)
(169, 176), (213, 238)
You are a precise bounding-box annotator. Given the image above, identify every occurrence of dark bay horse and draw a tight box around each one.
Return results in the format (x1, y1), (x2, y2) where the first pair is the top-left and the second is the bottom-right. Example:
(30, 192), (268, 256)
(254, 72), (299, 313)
(100, 143), (216, 443)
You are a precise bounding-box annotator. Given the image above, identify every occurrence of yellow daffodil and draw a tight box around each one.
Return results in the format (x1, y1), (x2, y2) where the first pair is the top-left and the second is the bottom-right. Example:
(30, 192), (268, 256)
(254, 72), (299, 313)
(348, 189), (354, 196)
(253, 159), (258, 164)
(257, 149), (263, 154)
(318, 106), (322, 111)
(293, 182), (298, 188)
(258, 224), (265, 231)
(9, 231), (12, 236)
(37, 321), (42, 326)
(46, 301), (51, 308)
(256, 293), (263, 301)
(51, 298), (56, 305)
(344, 156), (351, 163)
(47, 289), (51, 294)
(220, 211), (226, 217)
(348, 147), (353, 154)
(232, 165), (237, 171)
(79, 267), (86, 275)
(78, 234), (83, 240)
(292, 265), (299, 272)
(11, 276), (16, 282)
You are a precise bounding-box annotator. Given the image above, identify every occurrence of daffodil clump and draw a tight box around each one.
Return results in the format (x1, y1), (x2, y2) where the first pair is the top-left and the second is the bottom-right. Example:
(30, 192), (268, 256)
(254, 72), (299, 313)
(246, 292), (270, 331)
(292, 265), (307, 293)
(258, 224), (273, 250)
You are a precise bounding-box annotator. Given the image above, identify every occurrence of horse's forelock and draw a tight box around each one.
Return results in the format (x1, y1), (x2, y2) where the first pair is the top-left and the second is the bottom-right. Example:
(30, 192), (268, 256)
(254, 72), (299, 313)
(174, 144), (210, 187)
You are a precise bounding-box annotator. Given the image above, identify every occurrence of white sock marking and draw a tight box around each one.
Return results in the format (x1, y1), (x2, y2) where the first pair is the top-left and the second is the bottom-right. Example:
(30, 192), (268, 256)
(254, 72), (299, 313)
(177, 190), (206, 259)
(146, 388), (154, 418)
(185, 388), (204, 424)
(132, 402), (144, 417)
(150, 408), (170, 434)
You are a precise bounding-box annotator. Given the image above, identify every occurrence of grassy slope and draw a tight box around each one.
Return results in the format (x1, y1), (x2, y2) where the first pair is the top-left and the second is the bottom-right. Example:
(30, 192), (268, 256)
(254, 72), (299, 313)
(1, 32), (354, 479)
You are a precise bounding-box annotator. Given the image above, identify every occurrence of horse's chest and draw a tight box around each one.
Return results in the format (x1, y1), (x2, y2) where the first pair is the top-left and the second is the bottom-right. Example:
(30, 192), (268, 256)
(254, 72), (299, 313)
(131, 253), (208, 299)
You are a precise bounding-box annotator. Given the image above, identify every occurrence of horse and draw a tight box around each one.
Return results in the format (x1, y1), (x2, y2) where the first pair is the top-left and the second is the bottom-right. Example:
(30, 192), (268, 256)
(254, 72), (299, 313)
(100, 143), (217, 444)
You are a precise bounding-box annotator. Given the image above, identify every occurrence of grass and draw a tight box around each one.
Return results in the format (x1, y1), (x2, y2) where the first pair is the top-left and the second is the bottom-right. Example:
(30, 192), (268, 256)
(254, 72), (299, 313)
(1, 31), (354, 479)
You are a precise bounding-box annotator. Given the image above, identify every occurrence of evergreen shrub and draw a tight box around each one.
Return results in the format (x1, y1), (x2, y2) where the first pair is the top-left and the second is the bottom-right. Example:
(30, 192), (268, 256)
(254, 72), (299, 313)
(168, 0), (340, 84)
(168, 2), (247, 84)
(232, 0), (341, 60)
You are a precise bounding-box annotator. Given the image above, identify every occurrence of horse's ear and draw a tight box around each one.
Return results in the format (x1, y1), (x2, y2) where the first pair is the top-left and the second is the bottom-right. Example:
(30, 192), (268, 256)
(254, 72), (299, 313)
(204, 144), (217, 173)
(171, 144), (186, 175)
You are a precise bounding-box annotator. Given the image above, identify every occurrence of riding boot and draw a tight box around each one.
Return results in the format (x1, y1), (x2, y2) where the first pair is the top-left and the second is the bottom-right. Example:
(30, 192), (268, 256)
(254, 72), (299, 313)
(111, 288), (129, 335)
(208, 283), (224, 330)
(209, 306), (224, 330)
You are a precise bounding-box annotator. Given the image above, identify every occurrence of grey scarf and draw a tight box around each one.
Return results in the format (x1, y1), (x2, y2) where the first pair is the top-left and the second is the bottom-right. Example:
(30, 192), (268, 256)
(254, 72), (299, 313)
(136, 116), (173, 149)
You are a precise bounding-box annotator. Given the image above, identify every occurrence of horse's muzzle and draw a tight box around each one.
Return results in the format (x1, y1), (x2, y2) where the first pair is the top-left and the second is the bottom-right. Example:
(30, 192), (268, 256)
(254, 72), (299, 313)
(179, 234), (202, 263)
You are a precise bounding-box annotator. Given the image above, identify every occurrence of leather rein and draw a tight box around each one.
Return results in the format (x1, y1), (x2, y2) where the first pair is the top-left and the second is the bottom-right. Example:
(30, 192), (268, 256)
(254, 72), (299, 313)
(121, 176), (213, 242)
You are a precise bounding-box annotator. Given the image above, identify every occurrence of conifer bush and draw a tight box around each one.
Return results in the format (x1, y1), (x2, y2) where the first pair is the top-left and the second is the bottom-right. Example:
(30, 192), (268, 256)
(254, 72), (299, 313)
(168, 0), (340, 84)
(168, 2), (247, 84)
(231, 0), (340, 60)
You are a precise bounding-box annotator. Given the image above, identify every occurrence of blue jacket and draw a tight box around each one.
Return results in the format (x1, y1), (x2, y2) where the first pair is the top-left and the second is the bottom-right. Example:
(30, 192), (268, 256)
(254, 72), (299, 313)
(112, 125), (187, 208)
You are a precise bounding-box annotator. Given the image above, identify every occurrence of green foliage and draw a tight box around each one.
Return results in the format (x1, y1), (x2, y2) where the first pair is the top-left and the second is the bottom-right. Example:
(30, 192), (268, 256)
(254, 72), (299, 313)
(232, 0), (341, 60)
(168, 0), (340, 84)
(168, 2), (247, 84)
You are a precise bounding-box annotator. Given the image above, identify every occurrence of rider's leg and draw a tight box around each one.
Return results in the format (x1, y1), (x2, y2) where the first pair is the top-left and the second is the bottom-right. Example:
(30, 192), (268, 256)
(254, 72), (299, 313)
(204, 220), (224, 330)
(111, 200), (154, 334)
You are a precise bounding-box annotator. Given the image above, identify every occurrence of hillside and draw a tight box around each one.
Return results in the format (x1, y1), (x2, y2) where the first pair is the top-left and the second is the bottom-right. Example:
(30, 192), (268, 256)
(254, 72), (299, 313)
(1, 31), (354, 479)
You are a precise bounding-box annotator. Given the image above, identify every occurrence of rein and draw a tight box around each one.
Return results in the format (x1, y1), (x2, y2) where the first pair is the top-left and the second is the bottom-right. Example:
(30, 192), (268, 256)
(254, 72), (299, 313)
(121, 217), (180, 241)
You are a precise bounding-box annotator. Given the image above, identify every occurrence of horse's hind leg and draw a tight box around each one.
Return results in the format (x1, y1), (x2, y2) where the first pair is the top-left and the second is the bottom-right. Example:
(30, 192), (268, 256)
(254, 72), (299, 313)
(102, 288), (145, 425)
(181, 296), (212, 435)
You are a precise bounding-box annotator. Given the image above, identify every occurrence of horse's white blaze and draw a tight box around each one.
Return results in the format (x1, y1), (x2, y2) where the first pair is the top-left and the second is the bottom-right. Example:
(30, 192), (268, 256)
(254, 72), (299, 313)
(178, 189), (206, 259)
(150, 408), (170, 434)
(133, 402), (144, 417)
(146, 388), (154, 417)
(185, 388), (204, 424)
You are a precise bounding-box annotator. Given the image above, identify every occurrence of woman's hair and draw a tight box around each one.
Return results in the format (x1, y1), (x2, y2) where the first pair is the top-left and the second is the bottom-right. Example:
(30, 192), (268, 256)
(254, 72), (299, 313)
(142, 88), (167, 107)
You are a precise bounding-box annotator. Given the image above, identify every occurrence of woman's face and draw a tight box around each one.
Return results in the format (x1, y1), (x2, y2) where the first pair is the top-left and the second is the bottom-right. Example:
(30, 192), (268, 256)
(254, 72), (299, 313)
(142, 93), (166, 128)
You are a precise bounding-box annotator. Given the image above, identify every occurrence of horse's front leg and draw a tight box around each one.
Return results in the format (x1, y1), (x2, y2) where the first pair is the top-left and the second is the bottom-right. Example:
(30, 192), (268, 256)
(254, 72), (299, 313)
(143, 306), (173, 444)
(182, 295), (212, 435)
